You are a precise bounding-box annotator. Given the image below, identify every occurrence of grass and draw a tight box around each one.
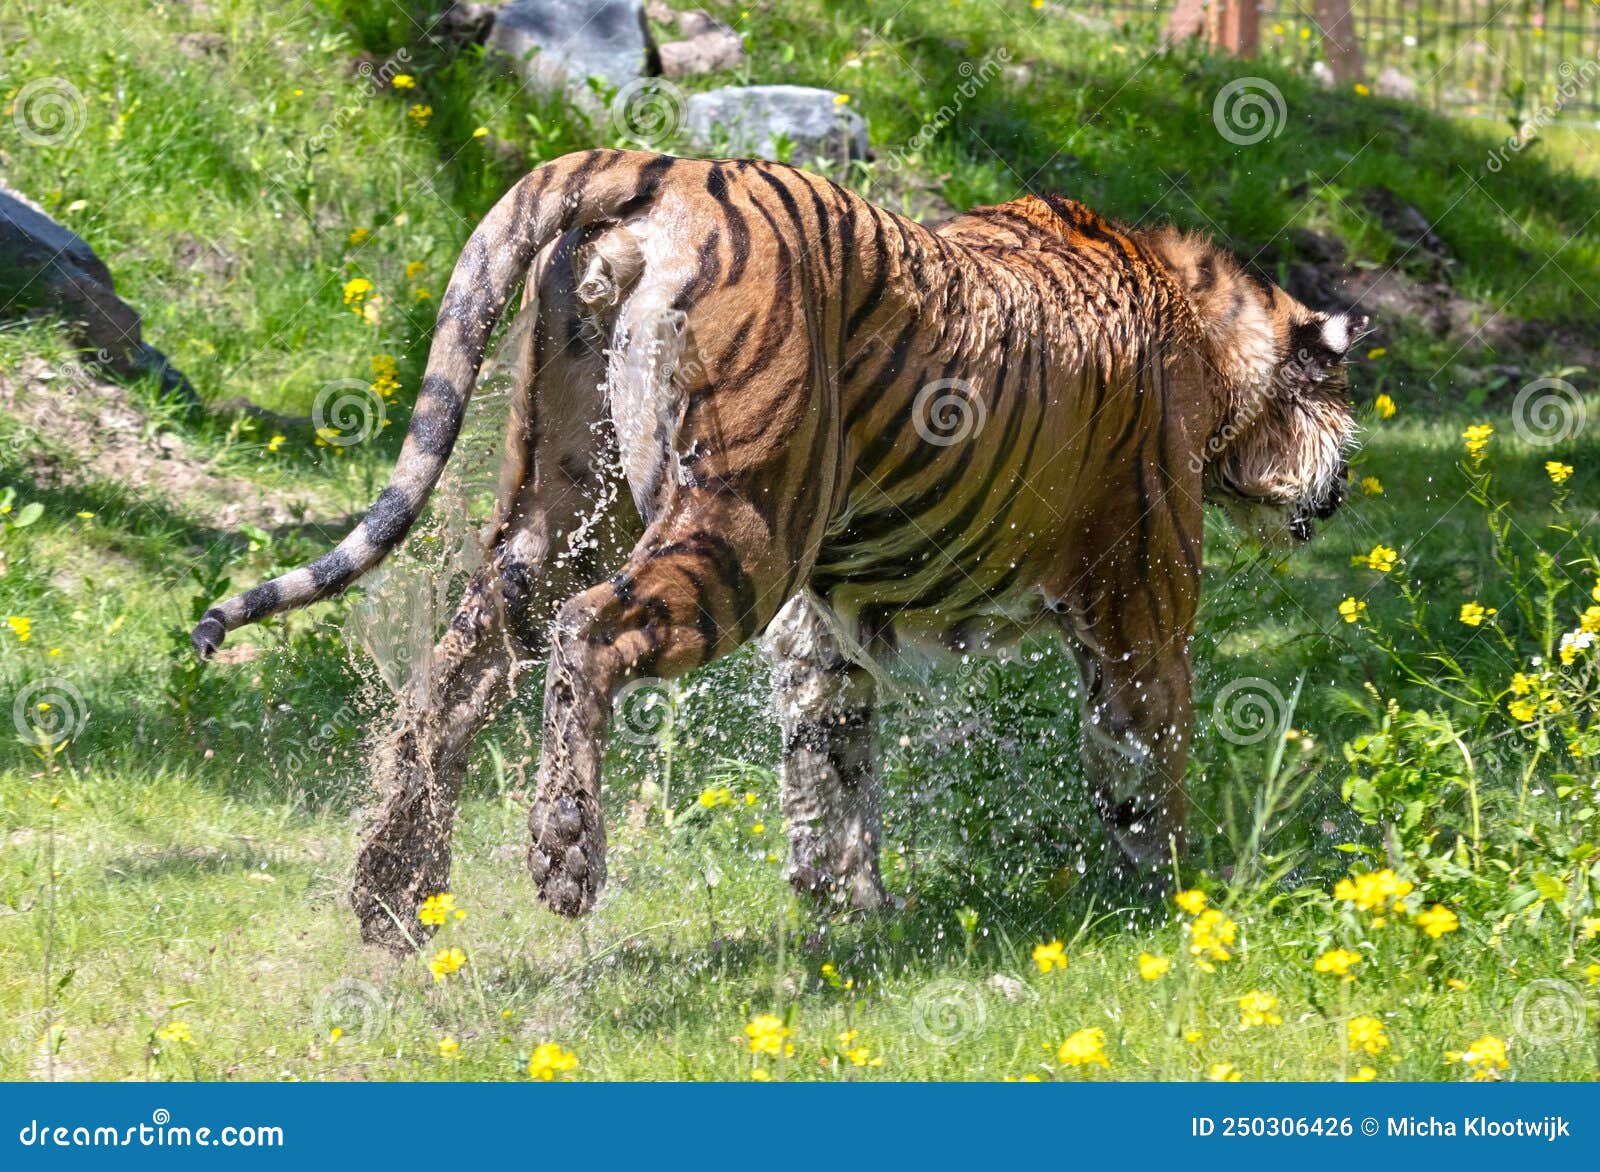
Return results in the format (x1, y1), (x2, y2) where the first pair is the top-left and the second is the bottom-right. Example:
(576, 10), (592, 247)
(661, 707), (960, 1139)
(1, 0), (1598, 1082)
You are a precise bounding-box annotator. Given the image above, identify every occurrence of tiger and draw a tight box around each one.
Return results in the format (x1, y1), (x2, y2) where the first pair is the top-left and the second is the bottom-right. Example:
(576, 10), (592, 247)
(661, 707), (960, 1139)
(191, 149), (1360, 953)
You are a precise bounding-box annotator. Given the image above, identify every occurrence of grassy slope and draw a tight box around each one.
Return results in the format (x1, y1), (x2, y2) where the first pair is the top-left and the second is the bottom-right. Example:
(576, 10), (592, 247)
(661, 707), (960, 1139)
(0, 0), (1597, 1081)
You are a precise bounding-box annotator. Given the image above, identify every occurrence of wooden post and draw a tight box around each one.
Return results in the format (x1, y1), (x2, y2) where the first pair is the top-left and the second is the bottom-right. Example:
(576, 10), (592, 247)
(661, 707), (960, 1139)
(1312, 0), (1367, 83)
(1214, 0), (1260, 57)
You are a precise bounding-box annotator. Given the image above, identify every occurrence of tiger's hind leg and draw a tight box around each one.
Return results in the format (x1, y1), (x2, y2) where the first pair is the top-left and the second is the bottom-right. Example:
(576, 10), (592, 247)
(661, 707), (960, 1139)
(764, 594), (888, 912)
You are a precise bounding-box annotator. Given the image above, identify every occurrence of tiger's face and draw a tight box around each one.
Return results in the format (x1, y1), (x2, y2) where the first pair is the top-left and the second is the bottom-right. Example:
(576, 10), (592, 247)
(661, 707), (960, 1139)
(1143, 226), (1362, 545)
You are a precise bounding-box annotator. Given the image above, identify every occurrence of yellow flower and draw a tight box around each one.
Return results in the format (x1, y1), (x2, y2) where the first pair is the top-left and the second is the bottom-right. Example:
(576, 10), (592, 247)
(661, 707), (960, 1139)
(418, 892), (465, 926)
(1057, 1027), (1109, 1068)
(1347, 1015), (1389, 1055)
(1184, 1029), (1204, 1043)
(1360, 476), (1383, 496)
(404, 260), (426, 280)
(1137, 952), (1170, 981)
(1338, 596), (1367, 624)
(1004, 1073), (1042, 1082)
(1032, 939), (1068, 973)
(472, 126), (488, 138)
(1237, 990), (1282, 1029)
(437, 1035), (460, 1060)
(1314, 948), (1362, 979)
(698, 786), (734, 809)
(1374, 393), (1396, 418)
(743, 1014), (793, 1057)
(1462, 423), (1494, 457)
(1580, 916), (1600, 940)
(1414, 904), (1459, 939)
(392, 73), (416, 89)
(1367, 347), (1387, 360)
(6, 615), (31, 641)
(1354, 82), (1370, 95)
(1348, 1066), (1378, 1082)
(1352, 544), (1399, 573)
(527, 1042), (577, 1080)
(1546, 461), (1574, 484)
(413, 286), (433, 302)
(1333, 869), (1413, 917)
(1447, 1034), (1508, 1080)
(1189, 908), (1237, 971)
(1507, 696), (1538, 723)
(750, 1067), (771, 1081)
(1207, 1061), (1243, 1081)
(408, 103), (433, 128)
(1510, 671), (1537, 696)
(342, 277), (373, 313)
(429, 946), (466, 982)
(1447, 977), (1468, 991)
(1581, 606), (1600, 635)
(833, 93), (851, 105)
(155, 1021), (192, 1044)
(1458, 602), (1495, 626)
(267, 433), (286, 452)
(1174, 888), (1207, 915)
(837, 1030), (882, 1067)
(1583, 963), (1600, 986)
(347, 226), (370, 246)
(329, 1027), (342, 1041)
(370, 353), (401, 399)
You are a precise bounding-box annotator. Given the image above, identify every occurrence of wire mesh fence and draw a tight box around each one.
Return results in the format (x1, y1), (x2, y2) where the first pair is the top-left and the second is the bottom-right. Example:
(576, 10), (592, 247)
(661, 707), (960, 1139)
(1078, 1), (1600, 125)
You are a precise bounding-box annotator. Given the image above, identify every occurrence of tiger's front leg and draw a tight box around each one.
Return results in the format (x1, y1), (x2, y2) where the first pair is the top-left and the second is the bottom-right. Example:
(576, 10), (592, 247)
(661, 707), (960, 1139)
(765, 595), (889, 912)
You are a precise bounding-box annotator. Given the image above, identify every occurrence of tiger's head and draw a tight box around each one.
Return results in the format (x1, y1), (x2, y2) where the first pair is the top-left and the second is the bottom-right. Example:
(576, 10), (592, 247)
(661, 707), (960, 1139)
(1141, 225), (1363, 545)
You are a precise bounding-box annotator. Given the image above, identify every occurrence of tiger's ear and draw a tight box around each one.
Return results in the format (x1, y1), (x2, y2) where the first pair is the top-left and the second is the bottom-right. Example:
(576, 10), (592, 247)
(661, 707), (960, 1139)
(1283, 311), (1368, 387)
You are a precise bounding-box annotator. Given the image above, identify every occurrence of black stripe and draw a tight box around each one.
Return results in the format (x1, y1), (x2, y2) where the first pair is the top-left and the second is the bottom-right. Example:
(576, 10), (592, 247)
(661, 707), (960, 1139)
(363, 485), (417, 546)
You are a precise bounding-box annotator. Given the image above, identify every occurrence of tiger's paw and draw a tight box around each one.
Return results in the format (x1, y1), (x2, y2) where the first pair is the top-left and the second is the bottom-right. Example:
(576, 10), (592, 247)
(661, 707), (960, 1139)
(527, 795), (604, 917)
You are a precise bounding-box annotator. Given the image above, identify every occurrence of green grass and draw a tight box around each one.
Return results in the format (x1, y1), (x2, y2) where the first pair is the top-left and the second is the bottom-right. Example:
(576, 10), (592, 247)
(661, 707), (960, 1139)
(1, 0), (1598, 1082)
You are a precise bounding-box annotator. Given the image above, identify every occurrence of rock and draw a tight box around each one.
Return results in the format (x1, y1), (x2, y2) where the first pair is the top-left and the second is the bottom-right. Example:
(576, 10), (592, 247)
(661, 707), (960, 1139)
(435, 0), (498, 44)
(0, 182), (199, 412)
(659, 28), (744, 77)
(488, 0), (656, 94)
(175, 31), (227, 59)
(1374, 66), (1417, 101)
(685, 85), (869, 167)
(675, 8), (719, 38)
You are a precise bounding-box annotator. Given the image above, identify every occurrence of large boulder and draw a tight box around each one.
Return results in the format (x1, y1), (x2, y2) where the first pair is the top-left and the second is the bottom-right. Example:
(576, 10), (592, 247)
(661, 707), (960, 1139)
(488, 0), (656, 94)
(658, 9), (745, 78)
(0, 183), (198, 411)
(685, 85), (868, 168)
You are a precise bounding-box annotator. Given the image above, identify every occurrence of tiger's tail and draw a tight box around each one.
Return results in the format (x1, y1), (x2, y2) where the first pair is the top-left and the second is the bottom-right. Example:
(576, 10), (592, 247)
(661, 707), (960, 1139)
(191, 150), (668, 657)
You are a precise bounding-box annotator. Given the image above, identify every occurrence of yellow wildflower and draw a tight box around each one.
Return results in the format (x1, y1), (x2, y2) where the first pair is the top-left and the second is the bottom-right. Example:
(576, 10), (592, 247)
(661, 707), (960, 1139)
(1447, 978), (1468, 991)
(1508, 696), (1538, 723)
(698, 786), (734, 809)
(1237, 990), (1282, 1029)
(391, 74), (416, 90)
(1174, 888), (1207, 915)
(405, 260), (426, 280)
(1581, 605), (1600, 635)
(6, 615), (31, 641)
(413, 286), (433, 302)
(1189, 908), (1237, 971)
(347, 226), (370, 246)
(1353, 82), (1370, 96)
(1352, 544), (1399, 572)
(1207, 1061), (1243, 1081)
(1367, 347), (1387, 360)
(342, 277), (373, 313)
(472, 126), (488, 138)
(1447, 1034), (1508, 1080)
(267, 434), (286, 452)
(527, 1042), (577, 1080)
(407, 103), (433, 127)
(1546, 461), (1574, 485)
(743, 1015), (793, 1057)
(837, 1031), (882, 1067)
(429, 946), (466, 982)
(1338, 596), (1367, 623)
(155, 1021), (192, 1044)
(1348, 1066), (1378, 1082)
(833, 93), (851, 105)
(418, 892), (465, 926)
(1314, 948), (1362, 979)
(1374, 393), (1396, 419)
(1462, 423), (1493, 457)
(1347, 1015), (1389, 1055)
(1032, 940), (1068, 973)
(1137, 952), (1171, 981)
(1333, 868), (1412, 918)
(1415, 904), (1459, 939)
(437, 1036), (460, 1060)
(1510, 671), (1537, 696)
(1458, 602), (1495, 626)
(1360, 476), (1383, 496)
(750, 1067), (771, 1081)
(1057, 1027), (1109, 1068)
(1580, 916), (1600, 940)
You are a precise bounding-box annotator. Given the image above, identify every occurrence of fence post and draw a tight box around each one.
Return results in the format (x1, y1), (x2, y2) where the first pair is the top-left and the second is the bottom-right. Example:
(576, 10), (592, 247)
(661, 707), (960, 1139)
(1313, 0), (1367, 83)
(1166, 1), (1260, 57)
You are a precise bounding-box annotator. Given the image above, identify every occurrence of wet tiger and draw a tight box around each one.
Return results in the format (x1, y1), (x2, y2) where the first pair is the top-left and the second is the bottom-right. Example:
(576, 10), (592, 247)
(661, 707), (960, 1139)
(191, 149), (1360, 952)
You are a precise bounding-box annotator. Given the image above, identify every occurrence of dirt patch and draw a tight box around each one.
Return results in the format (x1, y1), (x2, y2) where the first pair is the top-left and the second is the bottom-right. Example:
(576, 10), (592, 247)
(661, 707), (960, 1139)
(0, 357), (329, 530)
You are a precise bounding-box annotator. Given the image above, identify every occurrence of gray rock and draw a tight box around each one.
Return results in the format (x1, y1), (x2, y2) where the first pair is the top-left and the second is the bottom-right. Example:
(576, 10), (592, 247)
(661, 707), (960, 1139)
(685, 85), (868, 167)
(659, 28), (744, 77)
(1374, 66), (1417, 101)
(0, 183), (198, 411)
(489, 0), (655, 94)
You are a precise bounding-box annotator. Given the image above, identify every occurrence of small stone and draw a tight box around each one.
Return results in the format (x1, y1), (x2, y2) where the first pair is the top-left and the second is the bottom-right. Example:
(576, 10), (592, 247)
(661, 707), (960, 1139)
(685, 85), (869, 168)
